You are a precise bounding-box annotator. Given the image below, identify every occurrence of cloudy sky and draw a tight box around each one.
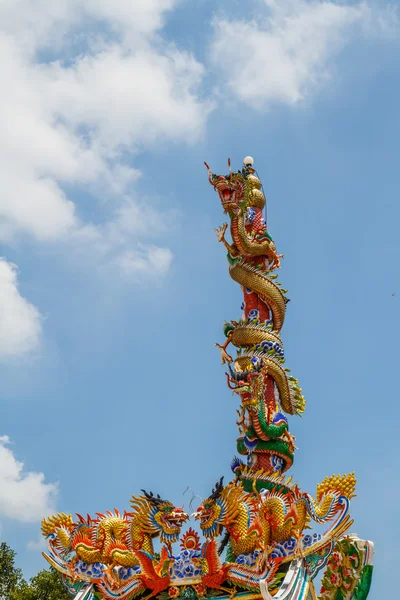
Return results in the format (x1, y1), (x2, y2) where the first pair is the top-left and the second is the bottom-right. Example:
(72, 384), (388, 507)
(0, 0), (399, 597)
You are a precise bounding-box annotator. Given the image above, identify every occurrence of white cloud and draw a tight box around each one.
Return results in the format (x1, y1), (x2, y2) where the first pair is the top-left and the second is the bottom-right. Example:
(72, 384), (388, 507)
(0, 436), (57, 522)
(210, 0), (397, 108)
(116, 245), (173, 279)
(0, 0), (212, 276)
(46, 48), (207, 149)
(0, 259), (42, 360)
(0, 0), (175, 55)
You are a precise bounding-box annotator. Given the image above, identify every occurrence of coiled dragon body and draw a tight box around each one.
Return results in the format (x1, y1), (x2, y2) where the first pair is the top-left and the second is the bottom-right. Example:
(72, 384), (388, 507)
(207, 158), (305, 485)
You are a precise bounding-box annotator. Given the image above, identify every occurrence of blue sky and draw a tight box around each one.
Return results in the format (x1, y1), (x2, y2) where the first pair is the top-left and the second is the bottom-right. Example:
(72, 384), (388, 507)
(0, 1), (399, 598)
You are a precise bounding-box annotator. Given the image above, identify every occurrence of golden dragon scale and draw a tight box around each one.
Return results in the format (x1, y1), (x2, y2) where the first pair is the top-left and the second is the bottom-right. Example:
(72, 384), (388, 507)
(41, 156), (374, 600)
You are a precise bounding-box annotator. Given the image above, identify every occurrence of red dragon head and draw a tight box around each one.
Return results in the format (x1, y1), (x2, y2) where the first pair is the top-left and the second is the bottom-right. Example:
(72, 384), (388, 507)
(205, 160), (247, 214)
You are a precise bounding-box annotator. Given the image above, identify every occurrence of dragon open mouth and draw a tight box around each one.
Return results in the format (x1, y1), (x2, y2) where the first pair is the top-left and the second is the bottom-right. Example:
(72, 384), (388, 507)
(213, 177), (237, 212)
(199, 511), (212, 526)
(193, 507), (214, 530)
(161, 510), (188, 533)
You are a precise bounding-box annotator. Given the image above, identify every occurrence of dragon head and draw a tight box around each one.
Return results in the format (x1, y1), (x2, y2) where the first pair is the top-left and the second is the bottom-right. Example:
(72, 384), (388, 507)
(205, 159), (248, 215)
(209, 172), (247, 215)
(193, 477), (247, 539)
(193, 477), (225, 538)
(130, 490), (189, 546)
(206, 157), (266, 218)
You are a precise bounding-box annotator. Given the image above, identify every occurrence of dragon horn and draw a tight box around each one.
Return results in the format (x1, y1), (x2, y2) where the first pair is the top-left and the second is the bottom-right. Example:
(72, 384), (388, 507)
(204, 161), (215, 186)
(141, 489), (163, 506)
(228, 157), (232, 181)
(210, 477), (224, 500)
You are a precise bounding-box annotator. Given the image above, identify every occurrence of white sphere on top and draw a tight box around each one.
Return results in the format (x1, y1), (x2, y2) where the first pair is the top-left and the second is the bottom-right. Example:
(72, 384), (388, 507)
(243, 156), (254, 166)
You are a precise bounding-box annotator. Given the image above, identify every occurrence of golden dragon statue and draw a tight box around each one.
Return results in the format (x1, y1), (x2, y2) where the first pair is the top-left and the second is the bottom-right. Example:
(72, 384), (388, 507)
(39, 155), (374, 600)
(41, 490), (188, 587)
(194, 474), (356, 558)
(206, 156), (306, 492)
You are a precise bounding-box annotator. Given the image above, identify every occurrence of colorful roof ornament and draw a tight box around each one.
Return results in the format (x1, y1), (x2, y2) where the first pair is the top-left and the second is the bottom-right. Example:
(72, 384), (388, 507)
(41, 157), (374, 600)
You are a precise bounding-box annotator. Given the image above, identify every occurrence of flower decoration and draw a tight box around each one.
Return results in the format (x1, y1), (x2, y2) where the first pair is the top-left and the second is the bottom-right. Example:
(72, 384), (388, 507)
(329, 572), (342, 587)
(168, 586), (180, 598)
(194, 583), (207, 597)
(331, 551), (342, 568)
(319, 538), (371, 599)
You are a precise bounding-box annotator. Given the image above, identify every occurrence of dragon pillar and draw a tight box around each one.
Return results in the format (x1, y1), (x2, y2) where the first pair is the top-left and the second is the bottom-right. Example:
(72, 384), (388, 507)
(198, 155), (374, 600)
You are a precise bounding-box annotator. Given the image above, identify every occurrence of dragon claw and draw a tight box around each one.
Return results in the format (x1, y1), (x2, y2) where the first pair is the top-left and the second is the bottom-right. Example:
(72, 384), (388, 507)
(215, 343), (233, 364)
(215, 223), (228, 242)
(104, 565), (119, 589)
